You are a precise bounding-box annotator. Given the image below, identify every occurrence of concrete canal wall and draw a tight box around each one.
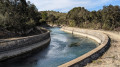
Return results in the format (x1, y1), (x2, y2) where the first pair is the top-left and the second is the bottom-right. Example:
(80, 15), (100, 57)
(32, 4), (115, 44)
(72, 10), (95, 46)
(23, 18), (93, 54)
(59, 27), (110, 67)
(0, 29), (51, 61)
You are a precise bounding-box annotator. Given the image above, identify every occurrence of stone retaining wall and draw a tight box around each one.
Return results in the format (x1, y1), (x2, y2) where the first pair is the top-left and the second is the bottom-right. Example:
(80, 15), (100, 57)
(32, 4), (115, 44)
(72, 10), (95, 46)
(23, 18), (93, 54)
(0, 29), (51, 61)
(59, 27), (110, 67)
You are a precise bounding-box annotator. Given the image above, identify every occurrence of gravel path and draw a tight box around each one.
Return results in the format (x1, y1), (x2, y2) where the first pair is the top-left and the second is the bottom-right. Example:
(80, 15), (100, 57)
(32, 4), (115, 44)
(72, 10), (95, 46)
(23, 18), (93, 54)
(86, 30), (120, 67)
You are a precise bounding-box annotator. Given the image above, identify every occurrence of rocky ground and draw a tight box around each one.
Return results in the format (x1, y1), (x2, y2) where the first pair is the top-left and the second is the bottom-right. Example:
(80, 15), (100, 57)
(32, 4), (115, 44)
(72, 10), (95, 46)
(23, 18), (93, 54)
(86, 30), (120, 67)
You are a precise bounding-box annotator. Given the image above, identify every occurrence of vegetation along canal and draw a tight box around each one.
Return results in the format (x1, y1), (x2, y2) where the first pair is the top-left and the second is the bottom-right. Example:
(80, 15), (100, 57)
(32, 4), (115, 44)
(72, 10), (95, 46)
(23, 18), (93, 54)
(0, 27), (98, 67)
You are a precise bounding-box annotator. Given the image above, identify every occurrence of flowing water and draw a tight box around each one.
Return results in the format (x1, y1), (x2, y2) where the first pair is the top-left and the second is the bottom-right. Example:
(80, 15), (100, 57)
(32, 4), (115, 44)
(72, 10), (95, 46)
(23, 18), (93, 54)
(0, 27), (98, 67)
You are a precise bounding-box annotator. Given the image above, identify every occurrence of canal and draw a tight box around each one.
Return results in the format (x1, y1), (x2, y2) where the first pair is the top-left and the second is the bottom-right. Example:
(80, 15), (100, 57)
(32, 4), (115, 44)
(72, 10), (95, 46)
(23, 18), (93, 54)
(0, 27), (98, 67)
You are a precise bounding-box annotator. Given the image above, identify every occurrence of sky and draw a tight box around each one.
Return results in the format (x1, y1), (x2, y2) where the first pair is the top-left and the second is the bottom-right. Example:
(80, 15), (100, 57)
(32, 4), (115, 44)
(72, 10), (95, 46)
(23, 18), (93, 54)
(26, 0), (120, 12)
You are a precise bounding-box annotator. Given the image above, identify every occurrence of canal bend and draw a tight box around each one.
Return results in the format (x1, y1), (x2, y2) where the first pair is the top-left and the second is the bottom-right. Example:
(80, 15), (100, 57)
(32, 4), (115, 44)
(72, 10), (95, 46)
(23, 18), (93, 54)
(0, 27), (98, 67)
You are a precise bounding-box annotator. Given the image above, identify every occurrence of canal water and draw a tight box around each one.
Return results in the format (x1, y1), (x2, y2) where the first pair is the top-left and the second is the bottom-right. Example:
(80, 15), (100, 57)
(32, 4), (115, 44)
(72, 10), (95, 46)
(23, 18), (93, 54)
(0, 27), (98, 67)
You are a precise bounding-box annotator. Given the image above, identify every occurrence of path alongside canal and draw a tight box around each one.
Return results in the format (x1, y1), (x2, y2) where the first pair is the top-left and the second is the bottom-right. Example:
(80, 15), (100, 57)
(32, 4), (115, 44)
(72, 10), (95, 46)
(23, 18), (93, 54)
(86, 30), (120, 67)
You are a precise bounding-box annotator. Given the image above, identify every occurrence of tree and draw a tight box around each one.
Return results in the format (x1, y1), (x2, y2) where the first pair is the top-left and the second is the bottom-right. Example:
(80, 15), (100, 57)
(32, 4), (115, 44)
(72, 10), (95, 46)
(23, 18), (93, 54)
(0, 0), (42, 35)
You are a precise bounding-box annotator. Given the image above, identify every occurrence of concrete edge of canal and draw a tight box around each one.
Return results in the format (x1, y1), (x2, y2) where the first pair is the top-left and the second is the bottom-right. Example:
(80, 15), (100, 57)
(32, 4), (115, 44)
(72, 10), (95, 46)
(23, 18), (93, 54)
(58, 27), (110, 67)
(0, 28), (51, 61)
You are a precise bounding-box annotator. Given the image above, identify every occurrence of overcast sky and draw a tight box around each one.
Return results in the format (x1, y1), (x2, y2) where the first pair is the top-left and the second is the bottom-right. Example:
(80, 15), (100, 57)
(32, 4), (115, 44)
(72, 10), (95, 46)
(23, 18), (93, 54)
(26, 0), (120, 12)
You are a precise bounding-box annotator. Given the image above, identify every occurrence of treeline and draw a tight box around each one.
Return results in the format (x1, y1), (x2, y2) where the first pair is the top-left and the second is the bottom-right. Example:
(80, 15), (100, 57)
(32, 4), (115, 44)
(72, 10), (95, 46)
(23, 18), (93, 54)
(0, 0), (42, 36)
(47, 5), (120, 31)
(0, 0), (120, 37)
(40, 11), (67, 25)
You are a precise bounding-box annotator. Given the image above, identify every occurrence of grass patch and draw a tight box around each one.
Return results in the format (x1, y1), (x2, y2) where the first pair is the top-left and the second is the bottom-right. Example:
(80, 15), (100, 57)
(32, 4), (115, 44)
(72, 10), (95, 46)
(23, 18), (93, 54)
(92, 59), (102, 64)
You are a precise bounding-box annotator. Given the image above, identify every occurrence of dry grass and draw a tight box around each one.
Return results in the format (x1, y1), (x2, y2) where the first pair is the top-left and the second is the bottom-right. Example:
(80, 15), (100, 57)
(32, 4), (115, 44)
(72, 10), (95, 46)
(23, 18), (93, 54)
(86, 30), (120, 67)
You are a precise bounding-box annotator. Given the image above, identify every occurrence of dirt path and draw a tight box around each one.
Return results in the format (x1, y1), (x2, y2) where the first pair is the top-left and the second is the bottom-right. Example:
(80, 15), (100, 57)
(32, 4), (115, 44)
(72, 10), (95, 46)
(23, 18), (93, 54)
(86, 30), (120, 67)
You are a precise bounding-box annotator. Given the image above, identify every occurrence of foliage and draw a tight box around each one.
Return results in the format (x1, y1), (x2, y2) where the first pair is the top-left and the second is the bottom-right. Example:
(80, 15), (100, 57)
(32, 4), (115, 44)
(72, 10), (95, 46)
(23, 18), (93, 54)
(39, 12), (47, 23)
(0, 0), (41, 35)
(41, 11), (67, 25)
(47, 5), (120, 31)
(0, 0), (120, 35)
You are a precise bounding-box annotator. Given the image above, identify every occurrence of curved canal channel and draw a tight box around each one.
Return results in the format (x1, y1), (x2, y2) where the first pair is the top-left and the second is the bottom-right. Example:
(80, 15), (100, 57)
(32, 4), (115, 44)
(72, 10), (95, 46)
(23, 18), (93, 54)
(0, 27), (98, 67)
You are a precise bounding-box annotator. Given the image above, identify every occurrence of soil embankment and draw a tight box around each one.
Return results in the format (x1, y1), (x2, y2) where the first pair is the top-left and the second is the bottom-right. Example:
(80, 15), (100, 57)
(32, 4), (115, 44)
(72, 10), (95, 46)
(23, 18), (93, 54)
(86, 30), (120, 67)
